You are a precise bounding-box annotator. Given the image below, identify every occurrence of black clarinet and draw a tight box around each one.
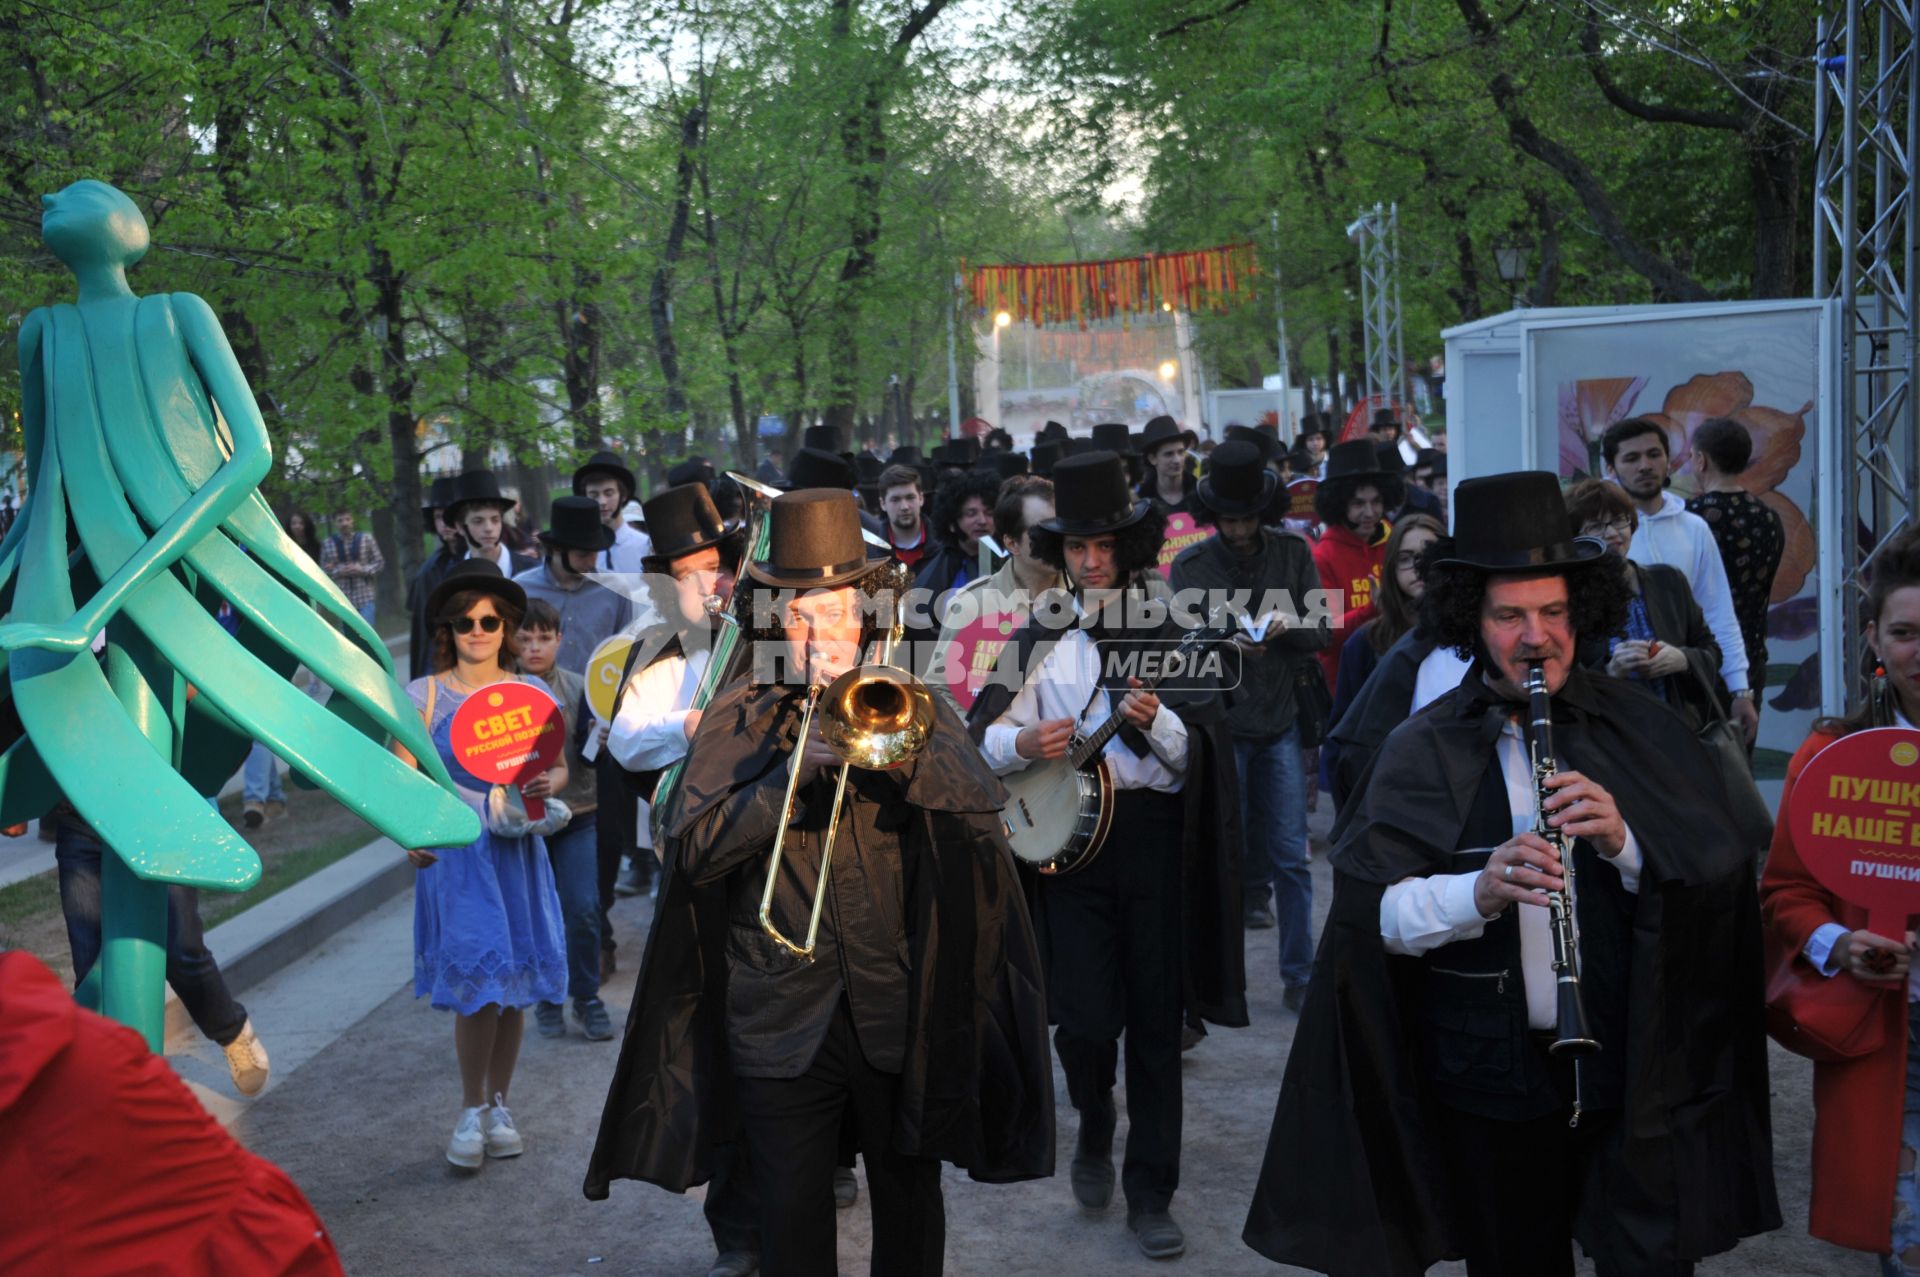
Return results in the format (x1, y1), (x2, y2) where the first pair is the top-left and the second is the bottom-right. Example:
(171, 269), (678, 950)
(1525, 662), (1600, 1124)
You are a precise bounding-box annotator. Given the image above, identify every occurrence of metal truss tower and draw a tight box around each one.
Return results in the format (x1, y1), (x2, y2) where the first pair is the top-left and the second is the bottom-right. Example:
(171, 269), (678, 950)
(1347, 203), (1405, 406)
(1815, 1), (1920, 711)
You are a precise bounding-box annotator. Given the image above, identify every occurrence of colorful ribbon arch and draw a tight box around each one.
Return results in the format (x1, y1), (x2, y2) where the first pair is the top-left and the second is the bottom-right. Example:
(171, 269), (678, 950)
(964, 243), (1259, 330)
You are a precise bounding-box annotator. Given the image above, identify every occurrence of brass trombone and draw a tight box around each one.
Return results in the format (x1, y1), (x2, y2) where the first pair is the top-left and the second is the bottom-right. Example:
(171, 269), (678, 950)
(759, 572), (932, 961)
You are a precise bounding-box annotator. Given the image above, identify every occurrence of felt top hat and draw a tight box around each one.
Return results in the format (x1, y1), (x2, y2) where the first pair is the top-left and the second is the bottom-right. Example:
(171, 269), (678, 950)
(1369, 407), (1401, 432)
(446, 470), (517, 520)
(1063, 437), (1095, 457)
(801, 424), (845, 455)
(1224, 424), (1275, 462)
(539, 495), (616, 552)
(1195, 441), (1277, 518)
(422, 474), (460, 520)
(887, 445), (925, 467)
(977, 450), (1028, 481)
(640, 482), (732, 566)
(1416, 447), (1448, 475)
(1372, 440), (1409, 476)
(1036, 451), (1150, 537)
(933, 436), (981, 467)
(1322, 439), (1391, 484)
(572, 450), (636, 499)
(1432, 472), (1605, 573)
(1138, 414), (1197, 455)
(1090, 422), (1134, 455)
(425, 556), (526, 623)
(1037, 420), (1070, 445)
(786, 447), (856, 491)
(745, 489), (882, 589)
(667, 458), (716, 488)
(1030, 440), (1063, 476)
(855, 452), (885, 483)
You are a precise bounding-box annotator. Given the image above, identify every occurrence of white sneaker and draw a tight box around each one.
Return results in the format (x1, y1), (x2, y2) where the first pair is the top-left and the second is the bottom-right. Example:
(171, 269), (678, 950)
(222, 1019), (270, 1096)
(483, 1093), (523, 1159)
(447, 1106), (486, 1169)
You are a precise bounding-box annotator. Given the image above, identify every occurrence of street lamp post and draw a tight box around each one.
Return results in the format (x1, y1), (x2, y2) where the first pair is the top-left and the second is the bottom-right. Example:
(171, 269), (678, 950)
(1493, 232), (1533, 311)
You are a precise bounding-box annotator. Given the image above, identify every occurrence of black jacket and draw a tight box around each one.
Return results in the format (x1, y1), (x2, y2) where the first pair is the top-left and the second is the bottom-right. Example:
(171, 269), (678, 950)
(404, 545), (465, 681)
(584, 677), (1055, 1198)
(1602, 561), (1726, 734)
(1243, 664), (1779, 1274)
(1168, 528), (1329, 739)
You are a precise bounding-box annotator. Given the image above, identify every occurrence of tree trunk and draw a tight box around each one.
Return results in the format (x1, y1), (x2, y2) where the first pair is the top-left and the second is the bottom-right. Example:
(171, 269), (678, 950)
(648, 102), (704, 424)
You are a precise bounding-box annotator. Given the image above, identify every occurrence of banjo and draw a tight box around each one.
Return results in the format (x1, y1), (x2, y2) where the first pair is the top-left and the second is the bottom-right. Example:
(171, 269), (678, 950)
(1000, 618), (1234, 876)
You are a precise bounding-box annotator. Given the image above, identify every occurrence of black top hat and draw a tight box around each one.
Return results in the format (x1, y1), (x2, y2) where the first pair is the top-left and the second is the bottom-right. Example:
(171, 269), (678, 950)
(1063, 437), (1095, 457)
(446, 470), (517, 520)
(1433, 472), (1605, 573)
(640, 483), (732, 566)
(1030, 440), (1064, 476)
(422, 474), (460, 519)
(1090, 422), (1134, 455)
(1322, 439), (1391, 485)
(1224, 423), (1276, 461)
(887, 445), (925, 467)
(1036, 451), (1150, 537)
(787, 447), (856, 491)
(424, 557), (527, 626)
(573, 450), (636, 499)
(977, 450), (1028, 481)
(1373, 440), (1409, 475)
(1037, 420), (1070, 445)
(1416, 447), (1447, 476)
(538, 495), (616, 553)
(1368, 408), (1401, 432)
(1138, 414), (1197, 455)
(745, 489), (882, 589)
(1196, 441), (1277, 518)
(801, 424), (845, 455)
(933, 436), (981, 467)
(855, 452), (885, 483)
(667, 458), (716, 488)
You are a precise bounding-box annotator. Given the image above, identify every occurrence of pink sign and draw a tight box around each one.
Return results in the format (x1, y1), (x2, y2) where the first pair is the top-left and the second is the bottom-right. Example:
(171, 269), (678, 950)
(1156, 511), (1212, 574)
(1787, 727), (1920, 938)
(942, 610), (1023, 711)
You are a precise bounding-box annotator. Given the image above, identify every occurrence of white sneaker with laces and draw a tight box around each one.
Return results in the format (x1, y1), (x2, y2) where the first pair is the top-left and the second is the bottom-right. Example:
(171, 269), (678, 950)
(484, 1093), (524, 1159)
(447, 1105), (486, 1169)
(222, 1019), (270, 1096)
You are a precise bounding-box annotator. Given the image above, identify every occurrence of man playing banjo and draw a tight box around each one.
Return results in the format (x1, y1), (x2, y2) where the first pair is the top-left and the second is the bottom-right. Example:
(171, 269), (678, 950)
(967, 450), (1245, 1261)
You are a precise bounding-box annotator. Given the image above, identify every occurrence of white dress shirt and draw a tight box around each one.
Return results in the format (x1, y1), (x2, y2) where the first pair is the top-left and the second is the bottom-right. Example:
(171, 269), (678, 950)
(1627, 491), (1749, 693)
(982, 624), (1189, 793)
(1379, 717), (1644, 1029)
(466, 542), (510, 569)
(607, 647), (710, 774)
(603, 523), (652, 575)
(1412, 646), (1473, 714)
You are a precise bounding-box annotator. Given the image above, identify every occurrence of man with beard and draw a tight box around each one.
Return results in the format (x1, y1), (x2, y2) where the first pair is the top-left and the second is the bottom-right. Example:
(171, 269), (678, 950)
(585, 489), (1052, 1277)
(1602, 417), (1756, 744)
(1170, 442), (1329, 996)
(1244, 472), (1778, 1276)
(969, 451), (1246, 1261)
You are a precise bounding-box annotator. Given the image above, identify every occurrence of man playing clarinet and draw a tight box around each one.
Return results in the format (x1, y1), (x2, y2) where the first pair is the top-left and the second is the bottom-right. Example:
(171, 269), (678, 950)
(1244, 472), (1778, 1277)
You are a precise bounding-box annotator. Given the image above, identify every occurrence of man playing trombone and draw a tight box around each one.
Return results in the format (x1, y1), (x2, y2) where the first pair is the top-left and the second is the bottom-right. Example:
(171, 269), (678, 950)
(588, 488), (1052, 1277)
(1243, 472), (1777, 1277)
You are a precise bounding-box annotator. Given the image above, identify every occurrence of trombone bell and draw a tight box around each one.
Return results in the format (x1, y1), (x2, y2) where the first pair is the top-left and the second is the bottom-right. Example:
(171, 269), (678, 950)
(819, 664), (934, 771)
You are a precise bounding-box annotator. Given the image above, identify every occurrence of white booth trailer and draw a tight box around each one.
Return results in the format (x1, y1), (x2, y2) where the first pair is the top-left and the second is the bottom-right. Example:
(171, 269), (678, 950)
(1440, 299), (1840, 794)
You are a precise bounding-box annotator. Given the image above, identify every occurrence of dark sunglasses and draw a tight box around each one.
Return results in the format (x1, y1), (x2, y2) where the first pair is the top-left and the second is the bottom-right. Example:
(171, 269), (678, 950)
(447, 615), (503, 634)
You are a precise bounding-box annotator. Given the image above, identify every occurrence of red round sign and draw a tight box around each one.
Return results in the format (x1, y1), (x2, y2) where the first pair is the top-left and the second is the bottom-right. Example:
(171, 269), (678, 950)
(1787, 727), (1920, 937)
(941, 610), (1023, 711)
(449, 680), (566, 819)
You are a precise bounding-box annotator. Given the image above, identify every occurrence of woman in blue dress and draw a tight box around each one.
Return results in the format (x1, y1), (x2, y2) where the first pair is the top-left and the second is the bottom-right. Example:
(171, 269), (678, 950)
(395, 559), (568, 1170)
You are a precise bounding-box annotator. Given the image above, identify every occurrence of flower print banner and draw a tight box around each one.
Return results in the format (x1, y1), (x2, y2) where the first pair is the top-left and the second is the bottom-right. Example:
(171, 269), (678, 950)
(1524, 301), (1827, 785)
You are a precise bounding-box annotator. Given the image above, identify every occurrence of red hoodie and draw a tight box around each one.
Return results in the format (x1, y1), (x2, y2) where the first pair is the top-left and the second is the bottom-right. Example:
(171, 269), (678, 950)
(1312, 520), (1388, 689)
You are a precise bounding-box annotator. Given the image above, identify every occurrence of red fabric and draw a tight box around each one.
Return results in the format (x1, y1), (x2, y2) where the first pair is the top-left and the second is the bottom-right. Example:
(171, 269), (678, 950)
(1760, 730), (1909, 1254)
(0, 952), (344, 1277)
(1311, 521), (1386, 689)
(890, 525), (928, 571)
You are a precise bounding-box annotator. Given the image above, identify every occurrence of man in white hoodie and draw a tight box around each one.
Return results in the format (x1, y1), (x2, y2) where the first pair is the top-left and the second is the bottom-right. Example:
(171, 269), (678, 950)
(1602, 416), (1759, 744)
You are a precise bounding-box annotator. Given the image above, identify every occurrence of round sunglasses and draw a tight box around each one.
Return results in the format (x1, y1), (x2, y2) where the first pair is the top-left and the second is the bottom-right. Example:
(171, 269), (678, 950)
(446, 614), (503, 634)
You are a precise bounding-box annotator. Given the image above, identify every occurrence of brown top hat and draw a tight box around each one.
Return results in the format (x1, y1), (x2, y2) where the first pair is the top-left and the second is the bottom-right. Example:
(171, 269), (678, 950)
(1036, 451), (1150, 537)
(745, 489), (883, 589)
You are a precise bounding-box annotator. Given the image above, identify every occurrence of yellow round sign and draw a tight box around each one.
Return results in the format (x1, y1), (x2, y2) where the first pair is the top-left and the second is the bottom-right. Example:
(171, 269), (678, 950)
(1894, 740), (1919, 768)
(585, 635), (637, 721)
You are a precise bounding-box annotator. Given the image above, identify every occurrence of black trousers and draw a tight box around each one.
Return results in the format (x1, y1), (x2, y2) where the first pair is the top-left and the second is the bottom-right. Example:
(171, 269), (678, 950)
(734, 1000), (943, 1277)
(1433, 1099), (1664, 1277)
(1044, 787), (1185, 1215)
(595, 754), (640, 952)
(703, 1139), (760, 1255)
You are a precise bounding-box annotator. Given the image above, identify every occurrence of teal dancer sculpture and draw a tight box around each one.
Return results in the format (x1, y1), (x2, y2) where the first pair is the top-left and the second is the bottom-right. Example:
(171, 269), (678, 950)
(3, 180), (478, 1049)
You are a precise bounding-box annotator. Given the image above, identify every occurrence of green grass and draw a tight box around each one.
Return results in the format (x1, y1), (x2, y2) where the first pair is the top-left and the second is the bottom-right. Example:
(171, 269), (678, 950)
(0, 867), (60, 928)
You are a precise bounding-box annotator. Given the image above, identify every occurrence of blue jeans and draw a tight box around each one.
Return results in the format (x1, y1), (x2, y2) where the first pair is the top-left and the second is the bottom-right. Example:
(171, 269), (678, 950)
(357, 599), (377, 627)
(242, 741), (284, 804)
(53, 819), (248, 1046)
(1234, 728), (1314, 989)
(546, 814), (602, 1003)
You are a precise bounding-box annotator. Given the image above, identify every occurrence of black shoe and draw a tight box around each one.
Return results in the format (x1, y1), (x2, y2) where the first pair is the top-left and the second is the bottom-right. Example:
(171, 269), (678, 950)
(1282, 984), (1308, 1014)
(1243, 898), (1276, 929)
(833, 1165), (858, 1208)
(1070, 1093), (1116, 1209)
(615, 856), (655, 898)
(706, 1251), (758, 1277)
(1179, 1021), (1206, 1052)
(1128, 1209), (1186, 1260)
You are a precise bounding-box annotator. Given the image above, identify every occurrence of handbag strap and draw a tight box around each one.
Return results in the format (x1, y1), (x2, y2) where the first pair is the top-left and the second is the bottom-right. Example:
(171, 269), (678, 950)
(1677, 653), (1735, 727)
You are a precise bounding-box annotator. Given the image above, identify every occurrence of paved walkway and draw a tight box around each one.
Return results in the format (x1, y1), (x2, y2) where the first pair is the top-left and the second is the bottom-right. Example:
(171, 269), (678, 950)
(178, 811), (1838, 1277)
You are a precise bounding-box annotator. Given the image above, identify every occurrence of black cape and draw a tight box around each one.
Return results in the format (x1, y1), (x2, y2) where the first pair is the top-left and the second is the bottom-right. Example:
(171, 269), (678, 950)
(1242, 663), (1778, 1274)
(965, 599), (1249, 1029)
(583, 675), (1055, 1200)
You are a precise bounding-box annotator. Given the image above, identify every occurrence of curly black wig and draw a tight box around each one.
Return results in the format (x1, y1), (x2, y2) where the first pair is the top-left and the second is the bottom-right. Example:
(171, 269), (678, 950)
(1417, 538), (1632, 661)
(1025, 505), (1170, 582)
(930, 470), (1006, 547)
(1313, 472), (1405, 530)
